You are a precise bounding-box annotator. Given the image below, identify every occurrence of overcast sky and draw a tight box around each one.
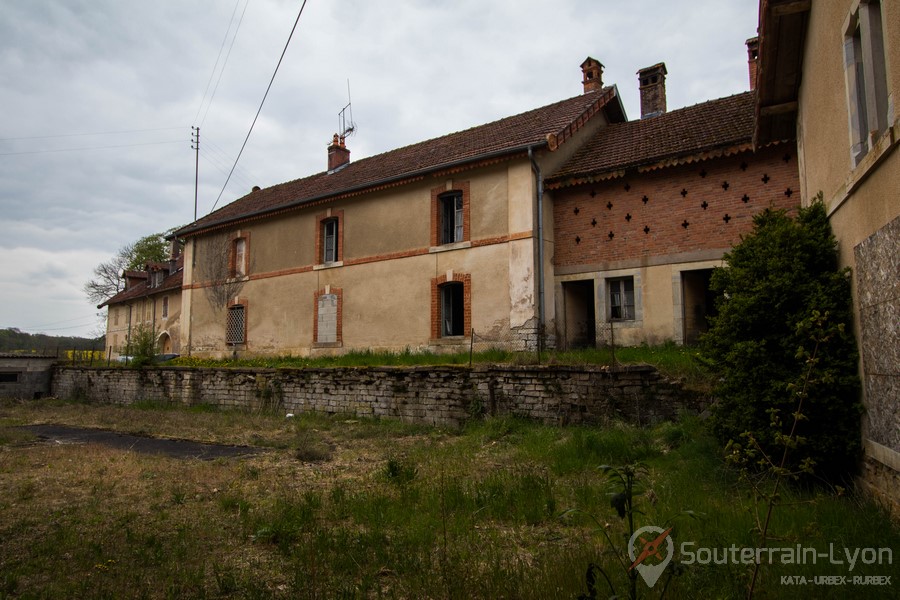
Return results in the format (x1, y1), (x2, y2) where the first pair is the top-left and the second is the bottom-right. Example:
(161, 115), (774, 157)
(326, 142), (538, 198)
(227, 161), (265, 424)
(0, 0), (758, 339)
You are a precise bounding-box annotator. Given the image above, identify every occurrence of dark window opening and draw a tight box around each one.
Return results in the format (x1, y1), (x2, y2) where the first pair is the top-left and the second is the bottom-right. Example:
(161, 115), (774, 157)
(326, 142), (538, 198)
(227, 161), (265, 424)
(440, 282), (465, 337)
(440, 192), (464, 244)
(322, 219), (338, 263)
(0, 372), (19, 383)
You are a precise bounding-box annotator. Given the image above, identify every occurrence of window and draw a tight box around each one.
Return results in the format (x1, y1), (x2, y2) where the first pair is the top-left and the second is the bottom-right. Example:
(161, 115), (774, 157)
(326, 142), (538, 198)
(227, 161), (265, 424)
(113, 308), (119, 326)
(440, 282), (465, 336)
(844, 0), (889, 165)
(0, 372), (19, 383)
(226, 304), (246, 345)
(609, 277), (635, 321)
(431, 182), (470, 248)
(161, 296), (169, 319)
(232, 237), (247, 277)
(150, 271), (164, 288)
(322, 219), (338, 263)
(440, 192), (464, 244)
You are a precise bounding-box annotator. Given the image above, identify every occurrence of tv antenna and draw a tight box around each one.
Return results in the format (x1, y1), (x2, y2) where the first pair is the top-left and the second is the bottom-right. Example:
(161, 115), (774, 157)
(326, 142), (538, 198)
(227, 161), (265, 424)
(337, 79), (356, 139)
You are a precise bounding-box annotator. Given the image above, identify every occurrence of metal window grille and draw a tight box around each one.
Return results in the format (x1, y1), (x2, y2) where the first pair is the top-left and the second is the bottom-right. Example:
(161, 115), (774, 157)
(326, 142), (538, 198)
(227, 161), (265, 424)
(226, 305), (245, 344)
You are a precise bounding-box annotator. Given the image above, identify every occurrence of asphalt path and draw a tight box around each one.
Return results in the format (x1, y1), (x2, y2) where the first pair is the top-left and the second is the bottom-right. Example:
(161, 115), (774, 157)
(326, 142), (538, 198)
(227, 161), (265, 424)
(18, 424), (264, 460)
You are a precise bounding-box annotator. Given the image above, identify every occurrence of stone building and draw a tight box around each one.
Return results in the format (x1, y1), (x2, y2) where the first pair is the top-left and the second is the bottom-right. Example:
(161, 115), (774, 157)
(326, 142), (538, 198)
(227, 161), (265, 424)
(174, 66), (628, 358)
(99, 252), (184, 359)
(755, 0), (900, 512)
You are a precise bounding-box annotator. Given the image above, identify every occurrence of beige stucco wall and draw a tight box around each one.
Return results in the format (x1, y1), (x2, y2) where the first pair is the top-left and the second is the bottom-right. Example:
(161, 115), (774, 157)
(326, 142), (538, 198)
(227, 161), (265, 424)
(182, 160), (541, 357)
(104, 291), (182, 359)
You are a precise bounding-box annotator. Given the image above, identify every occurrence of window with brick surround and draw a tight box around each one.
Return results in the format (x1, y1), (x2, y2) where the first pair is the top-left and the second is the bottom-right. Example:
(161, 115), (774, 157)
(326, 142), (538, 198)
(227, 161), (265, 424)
(608, 277), (635, 321)
(314, 288), (343, 346)
(323, 219), (338, 263)
(440, 282), (465, 336)
(316, 210), (344, 265)
(431, 182), (470, 247)
(844, 0), (889, 165)
(231, 236), (248, 277)
(226, 303), (246, 345)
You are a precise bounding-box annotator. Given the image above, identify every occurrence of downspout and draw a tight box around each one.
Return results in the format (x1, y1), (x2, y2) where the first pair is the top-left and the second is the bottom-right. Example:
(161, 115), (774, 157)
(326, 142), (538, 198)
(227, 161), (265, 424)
(528, 146), (545, 352)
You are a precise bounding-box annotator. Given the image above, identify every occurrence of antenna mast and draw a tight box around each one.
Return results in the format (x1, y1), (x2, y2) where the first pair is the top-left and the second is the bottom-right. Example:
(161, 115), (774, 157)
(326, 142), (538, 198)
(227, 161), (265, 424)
(337, 80), (356, 139)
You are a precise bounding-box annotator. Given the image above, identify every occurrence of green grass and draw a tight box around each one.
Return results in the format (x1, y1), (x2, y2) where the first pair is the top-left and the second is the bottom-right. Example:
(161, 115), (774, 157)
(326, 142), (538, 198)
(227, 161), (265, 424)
(0, 400), (896, 599)
(164, 342), (714, 390)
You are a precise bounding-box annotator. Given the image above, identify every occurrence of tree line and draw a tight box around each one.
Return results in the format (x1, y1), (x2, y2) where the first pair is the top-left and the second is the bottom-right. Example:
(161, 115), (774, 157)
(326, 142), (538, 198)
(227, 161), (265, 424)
(0, 328), (103, 355)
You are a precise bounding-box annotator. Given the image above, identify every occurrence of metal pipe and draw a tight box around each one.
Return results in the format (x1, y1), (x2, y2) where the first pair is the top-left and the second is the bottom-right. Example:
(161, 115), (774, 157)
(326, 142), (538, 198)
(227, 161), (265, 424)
(528, 146), (545, 353)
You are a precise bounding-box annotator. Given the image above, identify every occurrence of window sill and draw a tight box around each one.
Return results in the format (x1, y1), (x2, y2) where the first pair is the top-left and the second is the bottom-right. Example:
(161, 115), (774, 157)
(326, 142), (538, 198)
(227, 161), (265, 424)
(429, 241), (472, 254)
(313, 341), (342, 349)
(313, 261), (344, 271)
(430, 336), (470, 346)
(840, 123), (898, 210)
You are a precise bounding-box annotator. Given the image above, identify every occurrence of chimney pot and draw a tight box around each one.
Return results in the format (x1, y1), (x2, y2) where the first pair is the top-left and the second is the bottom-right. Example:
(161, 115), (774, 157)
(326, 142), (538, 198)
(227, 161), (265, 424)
(581, 57), (604, 94)
(252, 185), (261, 192)
(746, 37), (760, 91)
(637, 63), (667, 118)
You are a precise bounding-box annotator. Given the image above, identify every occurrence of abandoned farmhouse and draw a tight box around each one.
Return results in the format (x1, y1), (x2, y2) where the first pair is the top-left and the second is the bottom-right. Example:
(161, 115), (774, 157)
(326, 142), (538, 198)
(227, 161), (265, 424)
(99, 1), (899, 509)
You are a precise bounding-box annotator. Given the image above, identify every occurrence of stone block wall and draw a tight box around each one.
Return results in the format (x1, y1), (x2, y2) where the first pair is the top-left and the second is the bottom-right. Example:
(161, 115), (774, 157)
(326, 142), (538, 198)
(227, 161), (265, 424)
(51, 364), (707, 428)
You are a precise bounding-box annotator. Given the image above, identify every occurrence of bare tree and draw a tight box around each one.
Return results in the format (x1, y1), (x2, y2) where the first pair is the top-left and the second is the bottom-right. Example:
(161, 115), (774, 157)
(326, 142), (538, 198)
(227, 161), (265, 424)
(83, 233), (170, 305)
(196, 233), (247, 312)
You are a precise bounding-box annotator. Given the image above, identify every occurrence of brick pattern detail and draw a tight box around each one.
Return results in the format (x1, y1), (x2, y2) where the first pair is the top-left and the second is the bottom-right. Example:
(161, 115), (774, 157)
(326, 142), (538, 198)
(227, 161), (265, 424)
(315, 209), (344, 264)
(431, 272), (471, 340)
(430, 181), (471, 247)
(313, 287), (343, 346)
(553, 146), (800, 268)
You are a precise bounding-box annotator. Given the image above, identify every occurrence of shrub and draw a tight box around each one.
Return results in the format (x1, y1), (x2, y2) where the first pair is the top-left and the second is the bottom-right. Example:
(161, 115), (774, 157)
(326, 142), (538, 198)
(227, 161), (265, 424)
(701, 198), (862, 483)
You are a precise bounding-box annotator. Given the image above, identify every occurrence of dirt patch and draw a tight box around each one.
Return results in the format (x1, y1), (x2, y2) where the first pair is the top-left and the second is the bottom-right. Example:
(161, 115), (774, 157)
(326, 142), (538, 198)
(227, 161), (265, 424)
(18, 424), (265, 460)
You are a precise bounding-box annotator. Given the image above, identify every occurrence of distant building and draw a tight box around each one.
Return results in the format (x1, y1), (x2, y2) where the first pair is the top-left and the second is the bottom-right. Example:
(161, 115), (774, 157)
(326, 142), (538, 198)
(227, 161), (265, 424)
(99, 248), (183, 359)
(756, 0), (900, 513)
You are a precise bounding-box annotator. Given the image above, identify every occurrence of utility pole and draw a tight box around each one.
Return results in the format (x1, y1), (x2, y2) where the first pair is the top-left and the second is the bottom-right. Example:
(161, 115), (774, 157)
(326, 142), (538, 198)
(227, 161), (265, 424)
(191, 126), (200, 221)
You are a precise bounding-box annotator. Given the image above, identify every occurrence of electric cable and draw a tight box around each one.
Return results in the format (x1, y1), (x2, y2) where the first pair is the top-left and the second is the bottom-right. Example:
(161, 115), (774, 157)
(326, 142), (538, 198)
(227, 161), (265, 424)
(209, 0), (308, 214)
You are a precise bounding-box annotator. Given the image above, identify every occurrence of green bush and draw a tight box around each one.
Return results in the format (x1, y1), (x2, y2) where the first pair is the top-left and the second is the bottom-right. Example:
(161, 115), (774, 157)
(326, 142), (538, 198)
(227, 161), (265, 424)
(125, 324), (158, 369)
(701, 199), (862, 483)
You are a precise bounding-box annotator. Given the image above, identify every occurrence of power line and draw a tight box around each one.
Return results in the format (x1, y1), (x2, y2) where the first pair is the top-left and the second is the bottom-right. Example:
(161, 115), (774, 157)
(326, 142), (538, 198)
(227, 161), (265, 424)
(0, 127), (184, 142)
(210, 0), (309, 214)
(193, 0), (245, 126)
(199, 0), (251, 128)
(0, 139), (183, 156)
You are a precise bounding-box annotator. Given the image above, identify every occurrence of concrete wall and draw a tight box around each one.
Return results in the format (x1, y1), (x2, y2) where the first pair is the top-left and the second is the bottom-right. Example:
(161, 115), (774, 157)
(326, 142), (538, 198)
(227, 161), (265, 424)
(51, 365), (708, 429)
(0, 356), (57, 399)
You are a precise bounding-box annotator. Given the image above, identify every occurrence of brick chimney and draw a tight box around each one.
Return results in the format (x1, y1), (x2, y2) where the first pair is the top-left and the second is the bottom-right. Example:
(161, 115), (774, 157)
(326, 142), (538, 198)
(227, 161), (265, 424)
(581, 57), (604, 93)
(638, 63), (667, 119)
(327, 134), (350, 171)
(746, 37), (760, 91)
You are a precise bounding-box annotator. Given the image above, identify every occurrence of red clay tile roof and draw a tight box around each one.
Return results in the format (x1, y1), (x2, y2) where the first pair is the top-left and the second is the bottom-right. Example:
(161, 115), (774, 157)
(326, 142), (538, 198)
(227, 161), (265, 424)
(177, 88), (624, 237)
(98, 257), (184, 309)
(546, 92), (756, 188)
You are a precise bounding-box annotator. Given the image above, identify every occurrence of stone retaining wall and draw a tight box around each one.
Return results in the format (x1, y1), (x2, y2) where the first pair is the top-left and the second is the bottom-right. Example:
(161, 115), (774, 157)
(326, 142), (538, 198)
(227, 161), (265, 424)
(51, 364), (708, 428)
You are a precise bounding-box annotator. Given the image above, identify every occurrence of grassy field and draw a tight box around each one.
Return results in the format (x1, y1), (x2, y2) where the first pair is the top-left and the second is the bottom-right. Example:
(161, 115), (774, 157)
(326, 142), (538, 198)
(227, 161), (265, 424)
(0, 398), (896, 599)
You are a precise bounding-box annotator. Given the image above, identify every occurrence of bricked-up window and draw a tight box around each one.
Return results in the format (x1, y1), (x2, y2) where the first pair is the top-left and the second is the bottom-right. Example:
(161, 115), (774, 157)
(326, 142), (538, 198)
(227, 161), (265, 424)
(322, 218), (339, 263)
(226, 304), (246, 345)
(844, 0), (889, 165)
(440, 282), (465, 336)
(608, 277), (635, 321)
(440, 192), (464, 244)
(232, 237), (247, 277)
(317, 293), (338, 343)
